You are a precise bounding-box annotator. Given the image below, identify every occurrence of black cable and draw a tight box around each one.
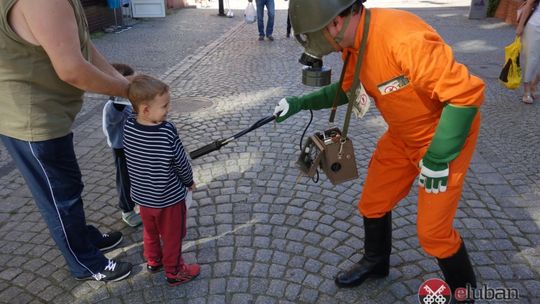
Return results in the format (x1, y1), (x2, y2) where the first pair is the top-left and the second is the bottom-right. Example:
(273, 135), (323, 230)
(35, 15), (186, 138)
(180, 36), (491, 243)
(298, 110), (319, 183)
(299, 110), (313, 152)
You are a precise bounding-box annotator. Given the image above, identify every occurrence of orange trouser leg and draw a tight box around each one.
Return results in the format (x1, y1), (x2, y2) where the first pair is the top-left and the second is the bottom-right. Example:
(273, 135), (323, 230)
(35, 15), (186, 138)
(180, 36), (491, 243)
(417, 123), (480, 259)
(359, 132), (419, 218)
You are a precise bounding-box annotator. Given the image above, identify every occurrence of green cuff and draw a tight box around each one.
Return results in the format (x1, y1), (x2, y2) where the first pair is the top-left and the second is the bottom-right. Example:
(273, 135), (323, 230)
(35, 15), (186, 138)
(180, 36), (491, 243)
(277, 82), (348, 122)
(424, 104), (478, 164)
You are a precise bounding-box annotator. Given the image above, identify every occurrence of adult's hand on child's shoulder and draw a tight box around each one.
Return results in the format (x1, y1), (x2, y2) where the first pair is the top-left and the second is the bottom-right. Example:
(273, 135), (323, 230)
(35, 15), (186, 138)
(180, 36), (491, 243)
(125, 73), (138, 82)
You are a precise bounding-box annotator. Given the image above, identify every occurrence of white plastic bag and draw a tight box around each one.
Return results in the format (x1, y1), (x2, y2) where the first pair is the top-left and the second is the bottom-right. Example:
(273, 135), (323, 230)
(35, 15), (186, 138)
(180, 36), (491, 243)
(185, 190), (193, 209)
(244, 2), (256, 24)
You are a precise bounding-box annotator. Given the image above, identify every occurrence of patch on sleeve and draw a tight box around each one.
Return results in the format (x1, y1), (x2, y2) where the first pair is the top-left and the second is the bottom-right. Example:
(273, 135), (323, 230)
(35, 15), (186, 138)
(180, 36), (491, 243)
(377, 75), (410, 95)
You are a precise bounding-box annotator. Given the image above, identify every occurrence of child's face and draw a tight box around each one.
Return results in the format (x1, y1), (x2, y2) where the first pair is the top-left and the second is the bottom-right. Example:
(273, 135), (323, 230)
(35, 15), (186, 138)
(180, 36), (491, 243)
(144, 91), (170, 124)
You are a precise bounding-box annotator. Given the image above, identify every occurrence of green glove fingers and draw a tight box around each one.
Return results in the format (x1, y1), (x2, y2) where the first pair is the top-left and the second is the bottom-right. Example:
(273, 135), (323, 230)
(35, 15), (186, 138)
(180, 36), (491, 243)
(419, 104), (478, 194)
(274, 82), (348, 123)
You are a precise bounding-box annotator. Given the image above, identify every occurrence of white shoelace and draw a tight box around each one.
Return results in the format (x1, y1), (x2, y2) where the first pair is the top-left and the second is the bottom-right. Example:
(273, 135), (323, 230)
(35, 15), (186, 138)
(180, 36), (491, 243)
(92, 260), (116, 281)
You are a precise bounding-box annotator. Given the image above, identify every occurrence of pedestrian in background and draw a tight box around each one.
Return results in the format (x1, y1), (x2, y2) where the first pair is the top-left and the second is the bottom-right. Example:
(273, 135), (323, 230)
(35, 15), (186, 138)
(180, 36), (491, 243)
(0, 0), (132, 282)
(285, 0), (291, 38)
(274, 0), (483, 301)
(516, 0), (540, 104)
(249, 0), (275, 41)
(124, 75), (200, 286)
(102, 63), (143, 227)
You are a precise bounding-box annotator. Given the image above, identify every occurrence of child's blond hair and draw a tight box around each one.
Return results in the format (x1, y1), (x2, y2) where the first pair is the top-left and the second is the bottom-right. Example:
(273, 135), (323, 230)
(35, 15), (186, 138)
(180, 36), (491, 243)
(128, 75), (169, 112)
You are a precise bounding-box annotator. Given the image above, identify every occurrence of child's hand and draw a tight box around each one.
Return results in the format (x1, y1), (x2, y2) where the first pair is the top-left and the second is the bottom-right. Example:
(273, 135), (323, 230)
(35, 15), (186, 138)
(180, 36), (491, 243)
(188, 183), (196, 191)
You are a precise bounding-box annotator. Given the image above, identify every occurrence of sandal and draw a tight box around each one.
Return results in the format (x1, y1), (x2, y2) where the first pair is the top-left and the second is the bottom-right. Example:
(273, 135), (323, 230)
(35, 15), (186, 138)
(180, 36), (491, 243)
(522, 94), (534, 104)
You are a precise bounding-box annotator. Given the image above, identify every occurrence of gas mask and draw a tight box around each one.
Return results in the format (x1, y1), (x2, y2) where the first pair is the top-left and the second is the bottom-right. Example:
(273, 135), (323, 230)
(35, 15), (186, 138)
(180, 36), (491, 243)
(296, 13), (351, 60)
(295, 14), (352, 87)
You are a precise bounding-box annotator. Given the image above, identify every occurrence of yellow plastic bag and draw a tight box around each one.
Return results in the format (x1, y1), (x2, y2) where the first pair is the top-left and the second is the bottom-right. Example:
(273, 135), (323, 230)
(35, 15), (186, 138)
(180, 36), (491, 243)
(499, 36), (522, 90)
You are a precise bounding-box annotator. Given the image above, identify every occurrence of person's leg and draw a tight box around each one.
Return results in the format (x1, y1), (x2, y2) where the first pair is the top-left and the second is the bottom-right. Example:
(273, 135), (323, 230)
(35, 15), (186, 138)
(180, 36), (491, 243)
(286, 13), (291, 37)
(335, 133), (418, 288)
(139, 205), (163, 269)
(255, 0), (265, 38)
(532, 74), (540, 97)
(416, 119), (479, 258)
(359, 133), (419, 219)
(265, 0), (275, 38)
(160, 201), (200, 285)
(1, 134), (107, 277)
(417, 120), (480, 302)
(114, 149), (134, 213)
(160, 202), (186, 276)
(521, 24), (540, 103)
(114, 149), (141, 227)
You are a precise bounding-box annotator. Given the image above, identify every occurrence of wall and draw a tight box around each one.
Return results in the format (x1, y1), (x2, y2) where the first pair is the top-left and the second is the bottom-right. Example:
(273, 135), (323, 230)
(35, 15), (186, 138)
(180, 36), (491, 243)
(82, 0), (122, 33)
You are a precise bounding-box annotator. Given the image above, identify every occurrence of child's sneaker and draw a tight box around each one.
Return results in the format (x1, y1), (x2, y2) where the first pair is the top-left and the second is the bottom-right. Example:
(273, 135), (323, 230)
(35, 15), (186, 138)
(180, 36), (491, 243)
(122, 211), (142, 227)
(75, 259), (132, 282)
(166, 263), (200, 286)
(147, 263), (163, 273)
(96, 231), (123, 251)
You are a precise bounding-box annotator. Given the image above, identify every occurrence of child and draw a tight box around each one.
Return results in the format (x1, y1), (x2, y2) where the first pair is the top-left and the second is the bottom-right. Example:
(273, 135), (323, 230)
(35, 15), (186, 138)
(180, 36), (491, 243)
(102, 63), (143, 227)
(123, 74), (200, 286)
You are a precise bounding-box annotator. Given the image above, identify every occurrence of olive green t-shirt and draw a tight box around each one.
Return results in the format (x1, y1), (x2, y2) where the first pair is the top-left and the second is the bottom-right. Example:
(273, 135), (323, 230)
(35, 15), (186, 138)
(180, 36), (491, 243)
(0, 0), (91, 141)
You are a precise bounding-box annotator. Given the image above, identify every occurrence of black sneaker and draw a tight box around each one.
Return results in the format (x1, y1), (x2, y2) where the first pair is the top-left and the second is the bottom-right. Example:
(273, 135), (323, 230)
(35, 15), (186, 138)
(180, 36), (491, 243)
(267, 35), (274, 41)
(75, 260), (132, 282)
(146, 263), (163, 273)
(96, 231), (123, 251)
(258, 35), (264, 41)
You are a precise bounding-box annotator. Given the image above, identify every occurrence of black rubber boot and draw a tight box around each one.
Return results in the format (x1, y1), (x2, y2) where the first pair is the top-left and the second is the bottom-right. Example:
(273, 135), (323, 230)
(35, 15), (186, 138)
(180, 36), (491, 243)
(334, 212), (392, 288)
(437, 241), (477, 304)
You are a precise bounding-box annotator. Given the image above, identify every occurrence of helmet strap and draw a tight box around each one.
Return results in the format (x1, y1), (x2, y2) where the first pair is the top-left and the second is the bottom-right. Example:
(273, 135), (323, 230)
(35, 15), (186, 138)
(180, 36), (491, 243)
(323, 13), (352, 52)
(334, 13), (351, 45)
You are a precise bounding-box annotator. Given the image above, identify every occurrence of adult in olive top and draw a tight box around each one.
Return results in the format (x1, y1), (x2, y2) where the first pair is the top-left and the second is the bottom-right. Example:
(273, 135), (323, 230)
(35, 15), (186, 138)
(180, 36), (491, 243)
(0, 0), (132, 282)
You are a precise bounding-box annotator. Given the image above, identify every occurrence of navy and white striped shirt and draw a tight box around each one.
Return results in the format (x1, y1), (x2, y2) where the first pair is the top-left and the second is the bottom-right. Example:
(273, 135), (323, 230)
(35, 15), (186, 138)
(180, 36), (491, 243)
(123, 116), (194, 208)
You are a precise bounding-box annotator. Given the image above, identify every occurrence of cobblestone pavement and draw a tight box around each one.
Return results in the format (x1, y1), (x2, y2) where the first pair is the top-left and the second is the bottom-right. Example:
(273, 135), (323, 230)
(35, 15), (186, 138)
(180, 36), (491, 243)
(1, 1), (539, 304)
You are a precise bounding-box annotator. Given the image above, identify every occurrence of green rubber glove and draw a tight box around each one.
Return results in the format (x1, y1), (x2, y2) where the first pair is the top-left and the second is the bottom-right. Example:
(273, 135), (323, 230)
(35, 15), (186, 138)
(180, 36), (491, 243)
(419, 104), (478, 194)
(273, 82), (348, 123)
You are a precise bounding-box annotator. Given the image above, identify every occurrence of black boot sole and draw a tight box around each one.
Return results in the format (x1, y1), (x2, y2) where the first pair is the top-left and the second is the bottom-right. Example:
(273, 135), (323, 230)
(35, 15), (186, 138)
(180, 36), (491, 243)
(334, 270), (389, 288)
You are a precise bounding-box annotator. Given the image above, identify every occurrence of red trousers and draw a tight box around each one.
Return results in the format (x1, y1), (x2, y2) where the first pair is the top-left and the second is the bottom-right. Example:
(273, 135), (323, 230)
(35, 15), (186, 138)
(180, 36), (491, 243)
(139, 201), (186, 277)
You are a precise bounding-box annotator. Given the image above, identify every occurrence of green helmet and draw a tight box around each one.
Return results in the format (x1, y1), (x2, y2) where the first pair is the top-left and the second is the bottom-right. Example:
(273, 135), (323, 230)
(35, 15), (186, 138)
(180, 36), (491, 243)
(289, 0), (357, 34)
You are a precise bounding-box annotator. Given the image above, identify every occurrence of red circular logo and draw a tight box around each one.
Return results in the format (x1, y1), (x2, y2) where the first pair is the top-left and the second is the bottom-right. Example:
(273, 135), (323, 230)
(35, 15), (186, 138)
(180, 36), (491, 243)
(384, 86), (397, 93)
(418, 278), (451, 304)
(360, 95), (368, 106)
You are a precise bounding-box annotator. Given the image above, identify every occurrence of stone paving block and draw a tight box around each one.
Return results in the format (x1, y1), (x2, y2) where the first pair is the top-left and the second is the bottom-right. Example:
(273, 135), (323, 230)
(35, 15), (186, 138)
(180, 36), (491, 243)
(249, 278), (269, 295)
(304, 232), (323, 245)
(268, 264), (286, 279)
(230, 293), (253, 304)
(213, 261), (231, 278)
(285, 242), (304, 255)
(319, 238), (339, 251)
(0, 267), (22, 281)
(284, 283), (301, 301)
(288, 256), (306, 268)
(227, 277), (249, 293)
(233, 262), (253, 276)
(185, 280), (209, 299)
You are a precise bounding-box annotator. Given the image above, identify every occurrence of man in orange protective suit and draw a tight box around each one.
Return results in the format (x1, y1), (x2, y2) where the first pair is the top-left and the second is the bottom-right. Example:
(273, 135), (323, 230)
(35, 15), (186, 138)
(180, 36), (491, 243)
(273, 1), (483, 303)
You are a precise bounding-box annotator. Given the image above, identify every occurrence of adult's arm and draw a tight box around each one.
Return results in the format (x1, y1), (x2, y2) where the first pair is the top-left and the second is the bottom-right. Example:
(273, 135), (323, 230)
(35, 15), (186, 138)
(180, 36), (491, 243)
(10, 0), (128, 98)
(516, 0), (537, 36)
(274, 82), (349, 122)
(89, 42), (126, 80)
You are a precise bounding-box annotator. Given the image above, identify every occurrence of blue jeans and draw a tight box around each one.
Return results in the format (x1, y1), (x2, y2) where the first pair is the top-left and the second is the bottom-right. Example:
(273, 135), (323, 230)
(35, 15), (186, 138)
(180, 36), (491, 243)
(1, 133), (108, 277)
(256, 0), (275, 37)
